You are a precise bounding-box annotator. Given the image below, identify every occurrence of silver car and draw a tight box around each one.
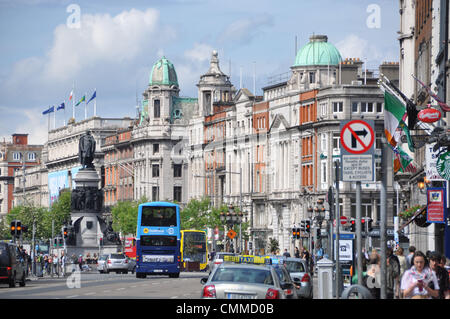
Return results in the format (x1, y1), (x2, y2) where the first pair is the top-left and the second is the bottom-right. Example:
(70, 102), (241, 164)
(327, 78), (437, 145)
(208, 252), (236, 274)
(283, 257), (313, 299)
(97, 254), (109, 274)
(104, 253), (130, 274)
(200, 262), (298, 299)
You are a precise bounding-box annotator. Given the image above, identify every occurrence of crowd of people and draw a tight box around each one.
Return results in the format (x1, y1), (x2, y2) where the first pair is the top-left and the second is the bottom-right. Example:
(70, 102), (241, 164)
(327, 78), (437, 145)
(33, 252), (99, 277)
(357, 246), (450, 299)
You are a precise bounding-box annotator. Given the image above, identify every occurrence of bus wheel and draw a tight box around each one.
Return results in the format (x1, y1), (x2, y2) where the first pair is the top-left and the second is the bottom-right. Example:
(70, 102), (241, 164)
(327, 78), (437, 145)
(169, 273), (180, 278)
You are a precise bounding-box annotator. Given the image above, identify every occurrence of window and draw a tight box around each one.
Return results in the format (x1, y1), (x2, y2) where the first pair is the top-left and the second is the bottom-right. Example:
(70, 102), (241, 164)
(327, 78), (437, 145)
(174, 186), (182, 202)
(153, 144), (159, 154)
(309, 72), (315, 84)
(174, 164), (182, 178)
(333, 102), (343, 113)
(154, 99), (160, 118)
(13, 152), (21, 161)
(152, 186), (159, 201)
(333, 133), (340, 150)
(152, 164), (160, 178)
(321, 161), (327, 184)
(360, 102), (367, 113)
(352, 102), (358, 113)
(367, 102), (373, 113)
(376, 102), (383, 113)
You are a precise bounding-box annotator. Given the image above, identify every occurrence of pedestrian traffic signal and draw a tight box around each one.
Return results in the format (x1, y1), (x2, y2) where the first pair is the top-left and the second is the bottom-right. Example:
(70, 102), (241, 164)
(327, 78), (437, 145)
(350, 219), (356, 232)
(300, 220), (306, 232)
(62, 226), (68, 239)
(305, 220), (311, 233)
(367, 218), (373, 231)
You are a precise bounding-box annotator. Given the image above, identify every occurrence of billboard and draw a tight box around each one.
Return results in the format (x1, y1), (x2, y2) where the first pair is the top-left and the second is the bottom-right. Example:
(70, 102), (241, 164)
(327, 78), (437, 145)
(48, 166), (82, 205)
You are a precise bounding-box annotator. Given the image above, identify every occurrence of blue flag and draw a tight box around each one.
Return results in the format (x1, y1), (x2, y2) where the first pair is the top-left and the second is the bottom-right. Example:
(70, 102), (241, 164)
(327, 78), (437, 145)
(87, 90), (96, 105)
(57, 102), (65, 110)
(42, 106), (55, 115)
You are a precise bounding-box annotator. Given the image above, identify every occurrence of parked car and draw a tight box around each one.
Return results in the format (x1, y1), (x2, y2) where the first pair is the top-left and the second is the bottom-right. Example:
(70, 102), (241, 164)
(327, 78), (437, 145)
(127, 257), (136, 274)
(208, 252), (236, 274)
(200, 256), (298, 299)
(104, 253), (130, 274)
(283, 257), (313, 299)
(0, 242), (26, 288)
(97, 254), (109, 274)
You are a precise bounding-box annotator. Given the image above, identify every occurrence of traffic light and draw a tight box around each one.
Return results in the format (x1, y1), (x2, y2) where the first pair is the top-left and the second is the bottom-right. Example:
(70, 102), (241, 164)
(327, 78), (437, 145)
(296, 228), (300, 239)
(300, 220), (306, 232)
(62, 226), (68, 239)
(305, 220), (311, 233)
(292, 228), (296, 239)
(350, 219), (356, 232)
(15, 220), (22, 237)
(10, 221), (16, 237)
(367, 218), (373, 231)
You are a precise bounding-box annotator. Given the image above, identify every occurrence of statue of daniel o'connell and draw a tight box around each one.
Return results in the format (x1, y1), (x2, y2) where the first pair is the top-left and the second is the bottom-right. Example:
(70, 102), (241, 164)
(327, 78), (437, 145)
(79, 130), (96, 169)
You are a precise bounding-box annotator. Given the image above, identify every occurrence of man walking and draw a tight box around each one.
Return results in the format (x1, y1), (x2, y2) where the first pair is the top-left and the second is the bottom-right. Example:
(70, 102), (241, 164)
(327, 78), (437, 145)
(429, 252), (450, 299)
(406, 246), (416, 269)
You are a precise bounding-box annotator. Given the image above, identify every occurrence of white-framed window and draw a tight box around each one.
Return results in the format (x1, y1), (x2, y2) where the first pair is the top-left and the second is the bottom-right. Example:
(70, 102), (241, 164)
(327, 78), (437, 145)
(28, 152), (36, 161)
(376, 102), (383, 113)
(333, 133), (341, 150)
(13, 152), (21, 161)
(333, 102), (343, 113)
(321, 133), (328, 152)
(352, 102), (358, 113)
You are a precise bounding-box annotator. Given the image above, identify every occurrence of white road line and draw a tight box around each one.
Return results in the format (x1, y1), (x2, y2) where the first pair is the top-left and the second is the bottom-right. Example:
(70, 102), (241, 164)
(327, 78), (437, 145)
(67, 295), (79, 298)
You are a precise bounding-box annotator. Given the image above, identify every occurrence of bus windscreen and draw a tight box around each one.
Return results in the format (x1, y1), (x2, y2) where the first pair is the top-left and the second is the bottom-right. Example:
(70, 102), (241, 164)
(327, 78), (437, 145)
(141, 206), (177, 227)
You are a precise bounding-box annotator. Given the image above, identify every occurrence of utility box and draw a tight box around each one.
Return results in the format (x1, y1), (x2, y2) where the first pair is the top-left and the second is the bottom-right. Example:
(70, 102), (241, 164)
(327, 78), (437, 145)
(317, 258), (334, 299)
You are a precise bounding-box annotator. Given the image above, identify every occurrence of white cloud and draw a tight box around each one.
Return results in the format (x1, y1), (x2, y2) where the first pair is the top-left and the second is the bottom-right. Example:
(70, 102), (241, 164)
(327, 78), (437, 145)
(335, 34), (383, 64)
(184, 43), (214, 63)
(0, 8), (177, 141)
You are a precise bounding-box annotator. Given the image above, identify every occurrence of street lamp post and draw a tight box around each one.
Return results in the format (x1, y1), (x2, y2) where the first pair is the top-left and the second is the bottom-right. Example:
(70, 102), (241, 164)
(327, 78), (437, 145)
(219, 205), (245, 253)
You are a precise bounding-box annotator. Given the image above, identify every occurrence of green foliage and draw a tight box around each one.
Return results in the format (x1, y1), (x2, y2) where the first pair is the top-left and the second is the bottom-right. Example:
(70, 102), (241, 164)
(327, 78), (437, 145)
(269, 238), (279, 254)
(180, 197), (226, 231)
(399, 205), (422, 220)
(111, 200), (139, 236)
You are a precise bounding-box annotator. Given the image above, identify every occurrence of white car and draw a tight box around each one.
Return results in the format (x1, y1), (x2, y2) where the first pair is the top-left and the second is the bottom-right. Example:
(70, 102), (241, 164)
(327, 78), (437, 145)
(104, 253), (130, 274)
(97, 254), (109, 274)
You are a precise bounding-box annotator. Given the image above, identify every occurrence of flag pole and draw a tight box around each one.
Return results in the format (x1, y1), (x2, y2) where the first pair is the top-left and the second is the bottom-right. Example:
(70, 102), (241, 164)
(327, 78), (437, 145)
(53, 106), (56, 130)
(63, 100), (66, 126)
(94, 88), (97, 117)
(85, 92), (87, 120)
(72, 82), (75, 120)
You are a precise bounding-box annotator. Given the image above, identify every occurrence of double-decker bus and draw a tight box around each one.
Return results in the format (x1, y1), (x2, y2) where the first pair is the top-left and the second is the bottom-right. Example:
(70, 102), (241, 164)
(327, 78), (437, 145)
(124, 237), (136, 259)
(135, 202), (181, 278)
(180, 230), (208, 271)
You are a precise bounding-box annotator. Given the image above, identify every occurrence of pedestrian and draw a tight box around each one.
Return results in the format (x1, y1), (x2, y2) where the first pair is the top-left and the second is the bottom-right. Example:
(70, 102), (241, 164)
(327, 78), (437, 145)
(283, 249), (291, 258)
(406, 246), (416, 269)
(429, 251), (450, 299)
(387, 247), (400, 299)
(52, 254), (59, 277)
(294, 247), (300, 258)
(400, 251), (439, 299)
(60, 251), (66, 277)
(395, 247), (407, 298)
(78, 254), (83, 271)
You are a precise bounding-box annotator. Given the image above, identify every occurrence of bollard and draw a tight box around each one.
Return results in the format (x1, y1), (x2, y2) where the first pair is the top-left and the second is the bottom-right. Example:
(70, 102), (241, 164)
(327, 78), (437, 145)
(317, 257), (334, 299)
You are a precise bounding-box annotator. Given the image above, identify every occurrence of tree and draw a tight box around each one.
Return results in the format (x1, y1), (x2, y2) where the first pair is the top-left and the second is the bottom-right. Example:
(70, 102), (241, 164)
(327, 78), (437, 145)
(269, 238), (279, 255)
(180, 197), (225, 231)
(111, 200), (139, 236)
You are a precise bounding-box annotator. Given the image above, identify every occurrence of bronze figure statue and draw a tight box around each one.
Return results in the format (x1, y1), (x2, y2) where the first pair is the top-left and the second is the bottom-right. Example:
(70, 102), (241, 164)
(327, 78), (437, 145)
(79, 130), (96, 169)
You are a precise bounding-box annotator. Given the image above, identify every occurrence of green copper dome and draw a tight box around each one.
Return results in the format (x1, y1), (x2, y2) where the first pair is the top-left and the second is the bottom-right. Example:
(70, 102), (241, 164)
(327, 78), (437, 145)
(293, 35), (342, 67)
(149, 56), (179, 87)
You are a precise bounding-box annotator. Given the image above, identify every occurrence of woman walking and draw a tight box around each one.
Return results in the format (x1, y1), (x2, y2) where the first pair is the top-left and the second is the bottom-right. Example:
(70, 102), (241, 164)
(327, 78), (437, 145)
(400, 251), (439, 299)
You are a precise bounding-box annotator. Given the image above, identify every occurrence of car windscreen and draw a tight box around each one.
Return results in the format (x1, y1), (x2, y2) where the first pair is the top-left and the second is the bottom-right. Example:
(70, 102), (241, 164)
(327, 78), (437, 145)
(110, 254), (126, 259)
(284, 260), (305, 273)
(211, 267), (274, 286)
(0, 245), (11, 266)
(99, 255), (108, 261)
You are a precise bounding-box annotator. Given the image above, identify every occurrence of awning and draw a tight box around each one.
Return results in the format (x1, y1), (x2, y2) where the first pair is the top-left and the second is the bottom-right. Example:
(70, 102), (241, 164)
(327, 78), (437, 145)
(397, 205), (426, 233)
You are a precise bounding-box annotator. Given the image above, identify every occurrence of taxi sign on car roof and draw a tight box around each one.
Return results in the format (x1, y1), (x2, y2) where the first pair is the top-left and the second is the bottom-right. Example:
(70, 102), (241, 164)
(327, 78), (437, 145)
(223, 255), (271, 265)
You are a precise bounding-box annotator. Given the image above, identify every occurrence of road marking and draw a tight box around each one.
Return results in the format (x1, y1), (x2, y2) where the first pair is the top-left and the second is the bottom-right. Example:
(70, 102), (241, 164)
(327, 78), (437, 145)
(170, 296), (178, 299)
(67, 295), (79, 298)
(84, 292), (96, 296)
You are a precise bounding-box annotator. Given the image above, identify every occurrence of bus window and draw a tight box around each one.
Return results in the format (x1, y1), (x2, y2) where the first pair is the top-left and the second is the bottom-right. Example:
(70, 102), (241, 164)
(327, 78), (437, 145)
(140, 235), (177, 247)
(141, 207), (176, 227)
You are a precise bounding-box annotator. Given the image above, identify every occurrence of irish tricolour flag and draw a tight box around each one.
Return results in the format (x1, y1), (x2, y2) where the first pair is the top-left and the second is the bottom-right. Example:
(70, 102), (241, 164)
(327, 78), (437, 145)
(383, 90), (407, 148)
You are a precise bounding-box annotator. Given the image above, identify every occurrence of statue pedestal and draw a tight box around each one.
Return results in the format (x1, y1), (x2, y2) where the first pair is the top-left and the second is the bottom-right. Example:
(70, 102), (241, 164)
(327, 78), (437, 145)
(67, 167), (121, 258)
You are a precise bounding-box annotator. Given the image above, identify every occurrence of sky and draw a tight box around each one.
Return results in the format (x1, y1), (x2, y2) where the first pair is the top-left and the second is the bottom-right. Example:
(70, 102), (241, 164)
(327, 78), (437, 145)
(0, 0), (400, 144)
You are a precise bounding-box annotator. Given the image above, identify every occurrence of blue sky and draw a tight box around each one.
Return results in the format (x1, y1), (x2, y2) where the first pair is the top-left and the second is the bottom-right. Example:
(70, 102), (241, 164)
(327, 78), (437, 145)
(0, 0), (400, 144)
